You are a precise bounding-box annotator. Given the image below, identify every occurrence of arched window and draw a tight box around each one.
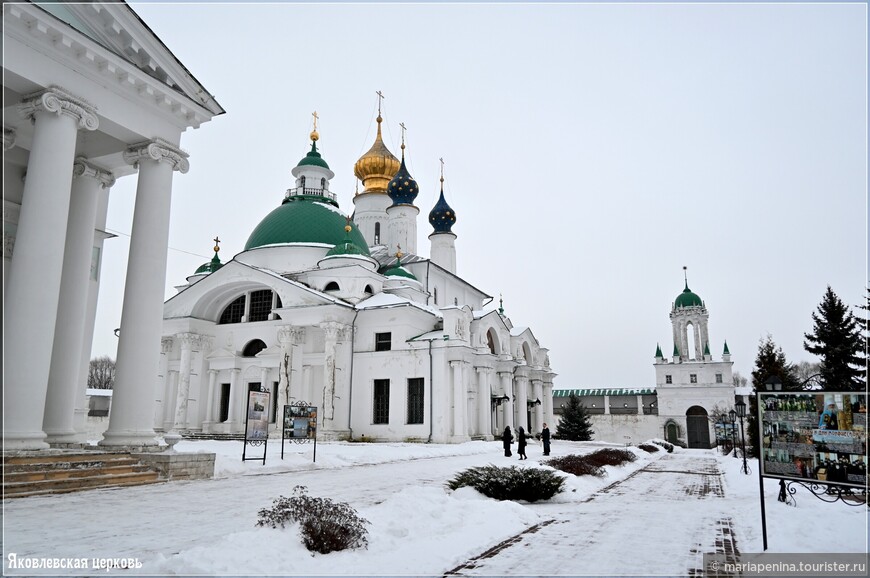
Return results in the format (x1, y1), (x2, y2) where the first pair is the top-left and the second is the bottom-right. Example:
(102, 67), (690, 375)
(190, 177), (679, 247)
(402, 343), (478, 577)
(242, 339), (267, 357)
(374, 222), (380, 244)
(219, 295), (246, 324)
(300, 175), (306, 188)
(248, 289), (273, 323)
(324, 281), (340, 291)
(320, 177), (326, 188)
(364, 285), (373, 296)
(486, 329), (498, 355)
(433, 287), (438, 305)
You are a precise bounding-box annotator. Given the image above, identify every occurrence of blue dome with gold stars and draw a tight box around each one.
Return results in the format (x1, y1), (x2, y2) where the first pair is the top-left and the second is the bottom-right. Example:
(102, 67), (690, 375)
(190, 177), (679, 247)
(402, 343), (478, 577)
(429, 187), (456, 234)
(387, 157), (419, 206)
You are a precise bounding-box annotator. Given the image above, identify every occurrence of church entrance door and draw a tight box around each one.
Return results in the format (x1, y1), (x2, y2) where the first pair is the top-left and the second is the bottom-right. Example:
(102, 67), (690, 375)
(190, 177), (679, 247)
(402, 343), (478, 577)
(666, 422), (678, 444)
(686, 406), (710, 448)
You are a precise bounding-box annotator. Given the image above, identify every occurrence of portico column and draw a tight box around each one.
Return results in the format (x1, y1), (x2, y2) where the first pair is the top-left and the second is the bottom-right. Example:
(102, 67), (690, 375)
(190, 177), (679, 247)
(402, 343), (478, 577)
(163, 371), (178, 429)
(321, 323), (342, 431)
(515, 372), (529, 430)
(532, 379), (544, 433)
(227, 368), (241, 425)
(475, 367), (491, 439)
(204, 369), (218, 424)
(155, 338), (173, 430)
(101, 138), (189, 447)
(4, 87), (98, 450)
(604, 395), (611, 415)
(543, 381), (554, 426)
(170, 333), (198, 433)
(450, 360), (467, 440)
(44, 159), (115, 444)
(498, 371), (514, 430)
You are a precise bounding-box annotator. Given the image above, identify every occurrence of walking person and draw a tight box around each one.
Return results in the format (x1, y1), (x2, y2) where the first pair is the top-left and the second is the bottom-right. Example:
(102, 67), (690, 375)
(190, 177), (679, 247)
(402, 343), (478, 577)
(517, 426), (528, 460)
(502, 426), (513, 457)
(541, 423), (551, 456)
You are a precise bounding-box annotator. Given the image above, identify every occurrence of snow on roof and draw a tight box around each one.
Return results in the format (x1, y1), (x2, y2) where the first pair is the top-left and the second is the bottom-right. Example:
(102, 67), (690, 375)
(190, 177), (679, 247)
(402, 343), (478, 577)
(408, 330), (451, 342)
(86, 388), (113, 397)
(554, 388), (657, 397)
(313, 201), (347, 216)
(510, 326), (529, 336)
(356, 292), (442, 317)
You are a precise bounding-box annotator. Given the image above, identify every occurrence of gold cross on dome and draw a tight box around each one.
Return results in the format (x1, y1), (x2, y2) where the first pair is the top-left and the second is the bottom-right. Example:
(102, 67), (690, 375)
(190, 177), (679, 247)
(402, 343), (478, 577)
(312, 111), (319, 131)
(213, 236), (221, 253)
(376, 90), (385, 115)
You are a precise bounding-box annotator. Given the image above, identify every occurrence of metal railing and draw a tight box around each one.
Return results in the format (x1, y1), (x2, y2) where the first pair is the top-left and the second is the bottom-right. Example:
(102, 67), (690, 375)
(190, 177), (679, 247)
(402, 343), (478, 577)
(284, 186), (336, 202)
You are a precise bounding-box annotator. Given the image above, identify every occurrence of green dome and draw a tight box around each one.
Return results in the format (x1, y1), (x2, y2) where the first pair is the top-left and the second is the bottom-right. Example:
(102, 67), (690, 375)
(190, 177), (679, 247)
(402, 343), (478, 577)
(675, 282), (703, 308)
(194, 253), (222, 275)
(297, 141), (329, 169)
(326, 231), (367, 257)
(245, 196), (369, 253)
(383, 264), (417, 280)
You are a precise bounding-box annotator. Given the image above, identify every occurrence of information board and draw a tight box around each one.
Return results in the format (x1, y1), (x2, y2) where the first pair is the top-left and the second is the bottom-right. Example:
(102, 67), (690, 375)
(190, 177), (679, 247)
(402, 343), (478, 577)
(759, 392), (866, 488)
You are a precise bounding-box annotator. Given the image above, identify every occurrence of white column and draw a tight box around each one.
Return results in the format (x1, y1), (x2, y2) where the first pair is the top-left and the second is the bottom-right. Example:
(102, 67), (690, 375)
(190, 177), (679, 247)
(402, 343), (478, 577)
(604, 394), (611, 415)
(227, 368), (241, 424)
(476, 367), (491, 439)
(170, 333), (197, 433)
(204, 369), (218, 424)
(694, 323), (702, 360)
(43, 159), (115, 443)
(450, 360), (467, 440)
(515, 372), (529, 430)
(499, 371), (514, 430)
(533, 379), (544, 433)
(543, 381), (555, 426)
(320, 322), (342, 433)
(163, 371), (178, 429)
(302, 366), (312, 406)
(101, 139), (189, 447)
(4, 87), (98, 450)
(155, 338), (173, 430)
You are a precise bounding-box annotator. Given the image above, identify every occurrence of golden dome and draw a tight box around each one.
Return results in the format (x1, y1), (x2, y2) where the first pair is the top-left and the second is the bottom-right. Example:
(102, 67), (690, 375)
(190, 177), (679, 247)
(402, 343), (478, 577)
(353, 115), (400, 193)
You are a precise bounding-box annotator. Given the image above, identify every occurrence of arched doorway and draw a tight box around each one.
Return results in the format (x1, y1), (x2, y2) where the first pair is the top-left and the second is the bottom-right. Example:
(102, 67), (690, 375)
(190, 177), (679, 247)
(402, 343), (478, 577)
(666, 422), (679, 444)
(686, 405), (711, 448)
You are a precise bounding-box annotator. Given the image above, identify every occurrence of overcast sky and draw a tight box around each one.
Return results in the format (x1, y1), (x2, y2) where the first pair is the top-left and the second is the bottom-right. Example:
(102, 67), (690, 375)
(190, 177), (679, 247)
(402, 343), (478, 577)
(92, 1), (867, 388)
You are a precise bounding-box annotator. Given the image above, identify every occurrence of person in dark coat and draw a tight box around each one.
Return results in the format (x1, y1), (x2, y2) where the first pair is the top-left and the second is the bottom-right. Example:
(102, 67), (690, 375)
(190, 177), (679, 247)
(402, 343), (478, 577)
(541, 423), (551, 456)
(517, 426), (528, 460)
(502, 426), (513, 457)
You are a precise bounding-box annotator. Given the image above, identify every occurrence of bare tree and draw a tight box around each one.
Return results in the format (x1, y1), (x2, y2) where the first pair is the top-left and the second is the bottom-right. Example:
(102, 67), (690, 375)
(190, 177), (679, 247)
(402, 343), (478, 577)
(732, 371), (748, 388)
(88, 356), (115, 389)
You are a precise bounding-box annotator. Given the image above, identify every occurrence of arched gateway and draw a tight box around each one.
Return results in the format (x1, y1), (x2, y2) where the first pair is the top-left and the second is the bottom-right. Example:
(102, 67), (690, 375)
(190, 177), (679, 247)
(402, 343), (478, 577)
(686, 405), (711, 448)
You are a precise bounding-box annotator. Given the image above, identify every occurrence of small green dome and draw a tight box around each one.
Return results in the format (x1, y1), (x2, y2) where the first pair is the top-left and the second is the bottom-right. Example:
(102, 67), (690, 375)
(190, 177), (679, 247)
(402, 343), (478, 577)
(297, 141), (330, 169)
(675, 282), (703, 308)
(245, 196), (369, 253)
(326, 229), (367, 257)
(194, 251), (222, 275)
(381, 261), (417, 280)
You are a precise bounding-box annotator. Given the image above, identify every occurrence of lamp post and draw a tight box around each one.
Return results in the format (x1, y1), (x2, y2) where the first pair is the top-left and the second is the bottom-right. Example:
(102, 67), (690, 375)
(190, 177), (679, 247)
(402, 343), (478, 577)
(736, 398), (749, 475)
(729, 409), (738, 458)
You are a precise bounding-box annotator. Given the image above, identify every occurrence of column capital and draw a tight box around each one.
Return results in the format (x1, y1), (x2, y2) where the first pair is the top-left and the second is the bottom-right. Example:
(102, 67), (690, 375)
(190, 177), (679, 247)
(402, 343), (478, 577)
(19, 86), (98, 131)
(73, 157), (116, 189)
(161, 337), (174, 353)
(497, 371), (513, 378)
(123, 138), (190, 173)
(208, 368), (219, 376)
(176, 332), (203, 351)
(320, 321), (351, 342)
(277, 325), (305, 346)
(3, 127), (15, 151)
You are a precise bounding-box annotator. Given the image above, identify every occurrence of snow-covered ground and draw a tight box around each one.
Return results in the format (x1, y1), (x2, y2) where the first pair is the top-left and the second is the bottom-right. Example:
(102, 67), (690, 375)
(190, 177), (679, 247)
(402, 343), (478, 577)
(3, 439), (866, 576)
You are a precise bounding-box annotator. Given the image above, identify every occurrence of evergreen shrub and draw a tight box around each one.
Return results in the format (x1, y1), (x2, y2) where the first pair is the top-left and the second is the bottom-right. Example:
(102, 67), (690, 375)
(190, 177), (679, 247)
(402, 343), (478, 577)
(583, 448), (637, 468)
(446, 465), (565, 502)
(651, 440), (674, 453)
(256, 485), (369, 554)
(637, 443), (659, 453)
(543, 454), (606, 477)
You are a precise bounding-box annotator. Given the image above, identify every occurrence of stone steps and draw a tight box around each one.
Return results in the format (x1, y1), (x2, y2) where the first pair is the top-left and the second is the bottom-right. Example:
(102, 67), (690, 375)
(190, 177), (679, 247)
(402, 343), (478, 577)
(2, 451), (163, 498)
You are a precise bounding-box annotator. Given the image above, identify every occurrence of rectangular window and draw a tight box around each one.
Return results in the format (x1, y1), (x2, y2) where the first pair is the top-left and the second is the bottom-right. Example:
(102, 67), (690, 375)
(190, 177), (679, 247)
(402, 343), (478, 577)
(665, 375), (672, 384)
(715, 373), (723, 384)
(407, 378), (424, 424)
(690, 374), (698, 384)
(375, 332), (392, 352)
(373, 379), (390, 424)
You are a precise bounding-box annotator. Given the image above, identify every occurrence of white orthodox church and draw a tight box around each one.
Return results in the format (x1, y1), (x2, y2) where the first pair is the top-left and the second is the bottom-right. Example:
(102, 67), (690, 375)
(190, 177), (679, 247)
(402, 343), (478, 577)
(554, 276), (740, 449)
(156, 114), (557, 443)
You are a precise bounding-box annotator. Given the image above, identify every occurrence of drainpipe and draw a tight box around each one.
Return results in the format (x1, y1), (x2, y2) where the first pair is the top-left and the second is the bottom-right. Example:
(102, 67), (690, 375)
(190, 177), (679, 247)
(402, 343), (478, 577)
(347, 309), (359, 441)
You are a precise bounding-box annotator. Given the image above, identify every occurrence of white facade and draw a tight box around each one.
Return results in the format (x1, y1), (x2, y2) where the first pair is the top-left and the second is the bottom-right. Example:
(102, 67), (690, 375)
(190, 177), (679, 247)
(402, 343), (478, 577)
(2, 1), (223, 450)
(156, 125), (556, 443)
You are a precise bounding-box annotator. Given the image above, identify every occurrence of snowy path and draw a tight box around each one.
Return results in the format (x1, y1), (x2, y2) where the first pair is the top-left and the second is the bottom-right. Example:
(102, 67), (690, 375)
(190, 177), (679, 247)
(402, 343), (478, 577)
(446, 451), (737, 576)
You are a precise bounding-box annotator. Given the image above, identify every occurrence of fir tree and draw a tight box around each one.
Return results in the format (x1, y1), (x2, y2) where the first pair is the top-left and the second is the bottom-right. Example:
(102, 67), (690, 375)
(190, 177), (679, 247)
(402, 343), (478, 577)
(747, 335), (796, 457)
(803, 286), (865, 391)
(555, 394), (594, 441)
